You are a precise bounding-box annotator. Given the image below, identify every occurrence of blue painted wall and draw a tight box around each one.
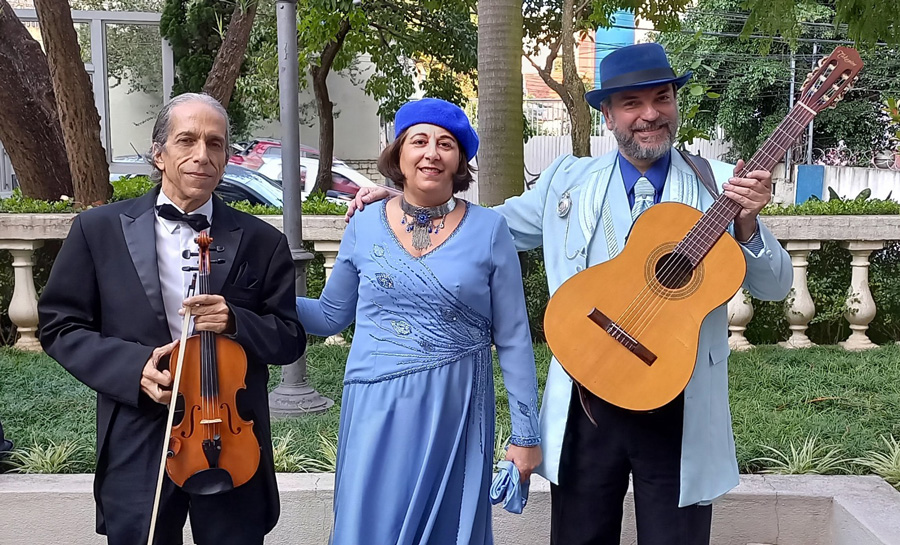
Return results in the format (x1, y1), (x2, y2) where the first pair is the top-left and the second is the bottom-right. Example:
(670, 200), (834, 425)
(594, 10), (635, 87)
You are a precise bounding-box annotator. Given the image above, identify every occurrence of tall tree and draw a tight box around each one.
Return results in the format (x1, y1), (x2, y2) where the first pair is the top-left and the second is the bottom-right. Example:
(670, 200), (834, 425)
(478, 0), (524, 205)
(0, 0), (73, 200)
(33, 0), (110, 205)
(244, 0), (478, 194)
(203, 0), (259, 108)
(522, 0), (688, 161)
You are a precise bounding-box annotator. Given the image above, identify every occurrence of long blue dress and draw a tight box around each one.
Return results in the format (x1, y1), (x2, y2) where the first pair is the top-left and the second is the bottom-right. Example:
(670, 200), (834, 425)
(296, 200), (541, 545)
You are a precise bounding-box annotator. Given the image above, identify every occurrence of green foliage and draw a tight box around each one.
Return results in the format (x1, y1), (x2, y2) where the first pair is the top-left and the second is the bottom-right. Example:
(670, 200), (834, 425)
(110, 176), (156, 202)
(854, 435), (900, 489)
(761, 196), (900, 216)
(6, 343), (900, 477)
(4, 438), (90, 474)
(0, 189), (76, 213)
(751, 435), (850, 475)
(302, 192), (349, 215)
(241, 0), (478, 124)
(659, 0), (900, 162)
(160, 0), (259, 136)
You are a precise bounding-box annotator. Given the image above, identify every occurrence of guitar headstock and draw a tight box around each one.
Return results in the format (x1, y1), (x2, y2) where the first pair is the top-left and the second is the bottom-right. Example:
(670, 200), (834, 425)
(799, 46), (863, 112)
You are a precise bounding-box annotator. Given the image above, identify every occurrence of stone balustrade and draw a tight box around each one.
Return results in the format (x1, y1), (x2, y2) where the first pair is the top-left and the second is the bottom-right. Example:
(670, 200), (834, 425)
(2, 213), (899, 352)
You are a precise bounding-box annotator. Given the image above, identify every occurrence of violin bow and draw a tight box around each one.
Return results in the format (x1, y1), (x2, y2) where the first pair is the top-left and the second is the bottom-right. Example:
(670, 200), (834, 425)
(147, 274), (197, 545)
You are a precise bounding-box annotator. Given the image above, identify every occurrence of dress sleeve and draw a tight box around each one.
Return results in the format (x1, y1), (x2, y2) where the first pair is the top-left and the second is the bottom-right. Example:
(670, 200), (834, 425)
(295, 213), (361, 336)
(490, 215), (541, 447)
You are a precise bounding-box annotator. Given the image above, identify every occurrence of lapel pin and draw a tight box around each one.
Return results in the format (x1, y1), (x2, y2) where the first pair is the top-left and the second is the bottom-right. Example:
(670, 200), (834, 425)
(557, 191), (572, 218)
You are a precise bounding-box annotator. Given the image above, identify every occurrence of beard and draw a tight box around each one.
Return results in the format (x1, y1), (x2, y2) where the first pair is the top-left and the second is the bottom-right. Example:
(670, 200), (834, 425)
(611, 114), (679, 163)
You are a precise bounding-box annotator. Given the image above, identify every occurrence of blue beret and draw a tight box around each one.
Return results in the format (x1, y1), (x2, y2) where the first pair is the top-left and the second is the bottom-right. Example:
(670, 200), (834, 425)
(394, 98), (479, 161)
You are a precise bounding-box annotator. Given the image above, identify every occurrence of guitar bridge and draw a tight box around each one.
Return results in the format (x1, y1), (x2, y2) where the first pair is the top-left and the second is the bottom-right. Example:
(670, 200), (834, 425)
(587, 309), (657, 366)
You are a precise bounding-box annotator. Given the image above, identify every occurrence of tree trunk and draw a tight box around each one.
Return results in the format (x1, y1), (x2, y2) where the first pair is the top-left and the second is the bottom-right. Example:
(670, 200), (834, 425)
(33, 0), (111, 206)
(0, 0), (72, 200)
(561, 0), (591, 157)
(477, 0), (524, 205)
(203, 0), (259, 108)
(309, 18), (351, 196)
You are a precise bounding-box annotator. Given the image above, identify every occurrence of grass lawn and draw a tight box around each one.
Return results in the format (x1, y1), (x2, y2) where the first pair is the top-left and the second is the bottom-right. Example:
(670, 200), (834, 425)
(1, 343), (899, 475)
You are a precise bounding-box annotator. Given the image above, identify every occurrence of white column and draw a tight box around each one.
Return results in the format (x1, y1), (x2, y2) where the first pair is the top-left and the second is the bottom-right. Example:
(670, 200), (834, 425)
(313, 241), (346, 346)
(728, 289), (754, 351)
(839, 241), (884, 351)
(779, 241), (820, 349)
(3, 241), (44, 351)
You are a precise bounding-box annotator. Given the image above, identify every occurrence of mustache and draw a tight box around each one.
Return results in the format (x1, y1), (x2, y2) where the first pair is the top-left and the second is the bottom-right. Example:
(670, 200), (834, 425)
(631, 120), (673, 131)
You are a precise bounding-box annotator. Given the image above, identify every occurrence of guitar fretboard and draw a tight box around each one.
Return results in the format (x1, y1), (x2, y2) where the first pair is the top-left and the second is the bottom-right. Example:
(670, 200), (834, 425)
(674, 105), (817, 266)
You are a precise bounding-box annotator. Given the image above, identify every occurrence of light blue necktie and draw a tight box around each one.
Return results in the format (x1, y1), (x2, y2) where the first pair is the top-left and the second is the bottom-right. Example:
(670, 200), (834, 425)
(631, 176), (655, 221)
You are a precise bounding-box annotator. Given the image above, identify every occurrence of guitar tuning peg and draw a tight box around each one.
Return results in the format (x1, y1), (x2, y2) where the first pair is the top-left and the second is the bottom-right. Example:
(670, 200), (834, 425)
(181, 266), (199, 272)
(181, 250), (199, 259)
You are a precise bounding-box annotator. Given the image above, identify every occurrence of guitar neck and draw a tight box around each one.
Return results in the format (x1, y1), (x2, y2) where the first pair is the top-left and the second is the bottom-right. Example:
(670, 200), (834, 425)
(675, 105), (817, 266)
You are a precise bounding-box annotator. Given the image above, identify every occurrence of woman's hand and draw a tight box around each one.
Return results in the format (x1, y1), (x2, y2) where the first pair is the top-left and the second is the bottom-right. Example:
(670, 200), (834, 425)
(505, 444), (543, 483)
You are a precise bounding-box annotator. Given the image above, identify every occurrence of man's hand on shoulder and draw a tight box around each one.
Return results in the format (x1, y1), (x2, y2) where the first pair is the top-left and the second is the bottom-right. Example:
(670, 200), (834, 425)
(345, 186), (398, 223)
(724, 159), (771, 241)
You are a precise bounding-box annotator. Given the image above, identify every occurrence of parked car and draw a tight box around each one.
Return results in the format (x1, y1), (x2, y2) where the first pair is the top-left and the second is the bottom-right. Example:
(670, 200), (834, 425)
(229, 139), (348, 170)
(258, 156), (376, 197)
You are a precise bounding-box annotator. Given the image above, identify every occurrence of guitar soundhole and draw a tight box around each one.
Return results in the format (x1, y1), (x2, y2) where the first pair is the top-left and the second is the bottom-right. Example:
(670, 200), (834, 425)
(654, 252), (693, 290)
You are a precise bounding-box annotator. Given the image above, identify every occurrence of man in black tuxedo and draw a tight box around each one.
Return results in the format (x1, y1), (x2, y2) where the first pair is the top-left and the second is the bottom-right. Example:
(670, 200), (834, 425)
(38, 93), (305, 545)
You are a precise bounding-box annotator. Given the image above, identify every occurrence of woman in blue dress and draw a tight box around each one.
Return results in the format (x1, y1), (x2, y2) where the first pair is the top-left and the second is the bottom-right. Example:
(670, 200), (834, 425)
(296, 98), (542, 544)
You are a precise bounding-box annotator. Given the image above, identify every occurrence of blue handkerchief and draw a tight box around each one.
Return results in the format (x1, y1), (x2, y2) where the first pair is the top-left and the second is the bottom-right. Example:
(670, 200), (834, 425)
(490, 460), (530, 514)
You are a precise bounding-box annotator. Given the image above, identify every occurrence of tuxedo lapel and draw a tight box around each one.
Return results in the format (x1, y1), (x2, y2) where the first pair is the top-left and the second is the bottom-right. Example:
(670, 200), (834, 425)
(208, 198), (243, 296)
(121, 189), (168, 327)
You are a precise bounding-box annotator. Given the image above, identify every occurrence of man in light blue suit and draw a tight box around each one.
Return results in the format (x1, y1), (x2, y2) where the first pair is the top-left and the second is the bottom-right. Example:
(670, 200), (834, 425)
(348, 42), (791, 545)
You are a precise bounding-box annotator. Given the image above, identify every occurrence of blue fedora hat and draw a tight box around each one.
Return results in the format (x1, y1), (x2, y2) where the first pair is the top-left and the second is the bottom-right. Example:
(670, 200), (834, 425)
(585, 43), (691, 110)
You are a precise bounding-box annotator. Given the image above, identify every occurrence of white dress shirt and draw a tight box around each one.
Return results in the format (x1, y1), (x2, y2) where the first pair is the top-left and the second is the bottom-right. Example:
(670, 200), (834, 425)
(155, 192), (214, 341)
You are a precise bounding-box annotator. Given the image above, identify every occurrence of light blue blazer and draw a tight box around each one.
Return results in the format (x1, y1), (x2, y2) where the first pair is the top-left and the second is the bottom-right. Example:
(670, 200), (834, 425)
(494, 149), (792, 506)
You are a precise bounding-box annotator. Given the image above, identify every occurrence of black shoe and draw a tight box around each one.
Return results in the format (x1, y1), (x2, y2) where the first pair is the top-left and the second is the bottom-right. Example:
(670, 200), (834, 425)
(0, 439), (11, 453)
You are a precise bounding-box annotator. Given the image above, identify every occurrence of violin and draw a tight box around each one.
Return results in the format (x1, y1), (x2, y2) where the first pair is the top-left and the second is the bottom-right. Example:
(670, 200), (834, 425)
(147, 232), (261, 543)
(166, 231), (260, 494)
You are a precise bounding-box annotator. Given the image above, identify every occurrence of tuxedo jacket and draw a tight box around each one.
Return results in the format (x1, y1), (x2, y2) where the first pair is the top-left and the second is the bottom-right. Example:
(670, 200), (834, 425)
(38, 187), (305, 532)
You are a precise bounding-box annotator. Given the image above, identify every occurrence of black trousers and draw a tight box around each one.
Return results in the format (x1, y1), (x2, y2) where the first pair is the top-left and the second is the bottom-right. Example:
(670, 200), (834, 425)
(550, 387), (712, 545)
(97, 408), (267, 545)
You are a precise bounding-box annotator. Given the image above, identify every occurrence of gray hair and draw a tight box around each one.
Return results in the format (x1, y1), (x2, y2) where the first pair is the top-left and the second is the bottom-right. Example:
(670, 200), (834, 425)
(146, 93), (232, 183)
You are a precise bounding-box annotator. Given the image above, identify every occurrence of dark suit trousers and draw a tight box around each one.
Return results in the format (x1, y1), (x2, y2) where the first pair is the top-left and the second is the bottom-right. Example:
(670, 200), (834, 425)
(98, 408), (267, 545)
(550, 387), (712, 545)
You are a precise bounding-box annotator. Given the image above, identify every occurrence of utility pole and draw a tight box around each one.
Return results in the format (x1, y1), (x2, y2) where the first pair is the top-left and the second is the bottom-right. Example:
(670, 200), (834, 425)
(268, 0), (333, 417)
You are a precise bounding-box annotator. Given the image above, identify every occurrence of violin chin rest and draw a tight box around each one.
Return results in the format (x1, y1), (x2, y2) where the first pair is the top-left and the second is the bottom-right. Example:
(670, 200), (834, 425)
(181, 468), (234, 496)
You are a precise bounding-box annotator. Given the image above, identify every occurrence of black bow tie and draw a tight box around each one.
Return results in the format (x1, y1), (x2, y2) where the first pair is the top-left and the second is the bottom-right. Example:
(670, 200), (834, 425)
(156, 204), (210, 232)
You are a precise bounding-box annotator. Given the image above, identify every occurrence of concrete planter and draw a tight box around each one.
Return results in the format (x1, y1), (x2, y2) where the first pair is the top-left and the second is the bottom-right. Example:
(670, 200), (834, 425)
(0, 474), (898, 544)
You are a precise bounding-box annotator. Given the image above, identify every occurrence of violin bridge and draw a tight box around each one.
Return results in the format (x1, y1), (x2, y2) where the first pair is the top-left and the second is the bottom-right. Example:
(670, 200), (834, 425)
(199, 418), (223, 425)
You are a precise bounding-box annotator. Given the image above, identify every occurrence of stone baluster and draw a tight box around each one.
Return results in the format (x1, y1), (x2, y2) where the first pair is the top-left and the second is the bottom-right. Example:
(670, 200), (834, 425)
(838, 241), (884, 351)
(779, 241), (820, 349)
(727, 289), (754, 351)
(313, 241), (346, 346)
(2, 241), (44, 351)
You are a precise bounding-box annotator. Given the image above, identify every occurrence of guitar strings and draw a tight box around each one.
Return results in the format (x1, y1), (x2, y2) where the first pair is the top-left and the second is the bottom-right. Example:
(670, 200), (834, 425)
(609, 104), (817, 343)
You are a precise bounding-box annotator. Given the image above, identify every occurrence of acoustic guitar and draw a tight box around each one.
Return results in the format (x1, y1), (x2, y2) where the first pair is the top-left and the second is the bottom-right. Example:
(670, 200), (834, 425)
(544, 46), (863, 411)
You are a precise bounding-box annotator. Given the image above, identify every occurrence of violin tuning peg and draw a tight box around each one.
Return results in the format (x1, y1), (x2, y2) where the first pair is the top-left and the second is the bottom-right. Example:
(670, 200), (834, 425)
(211, 259), (226, 265)
(181, 250), (199, 259)
(181, 266), (199, 272)
(214, 246), (225, 253)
